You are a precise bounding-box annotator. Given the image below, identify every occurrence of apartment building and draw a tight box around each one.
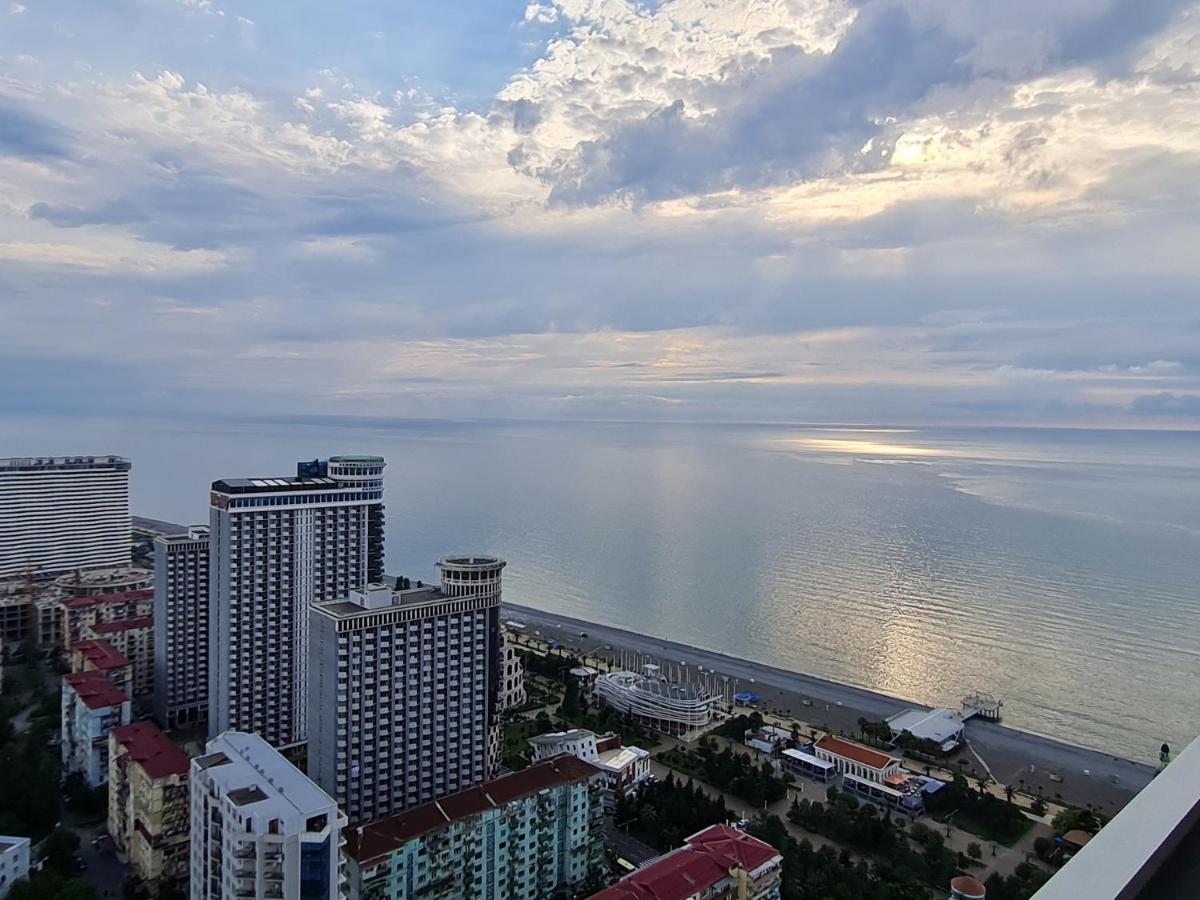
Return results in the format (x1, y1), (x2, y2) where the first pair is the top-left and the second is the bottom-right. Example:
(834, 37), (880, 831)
(154, 526), (210, 731)
(108, 722), (191, 890)
(62, 671), (133, 786)
(208, 456), (385, 747)
(86, 616), (153, 699)
(0, 837), (30, 900)
(71, 638), (134, 697)
(61, 589), (154, 649)
(344, 754), (607, 900)
(0, 455), (131, 581)
(189, 732), (346, 900)
(307, 556), (504, 823)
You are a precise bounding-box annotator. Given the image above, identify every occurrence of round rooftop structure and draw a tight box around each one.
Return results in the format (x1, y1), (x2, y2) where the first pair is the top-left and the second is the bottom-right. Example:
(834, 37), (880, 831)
(326, 456), (386, 483)
(437, 555), (506, 598)
(950, 875), (987, 899)
(55, 566), (154, 598)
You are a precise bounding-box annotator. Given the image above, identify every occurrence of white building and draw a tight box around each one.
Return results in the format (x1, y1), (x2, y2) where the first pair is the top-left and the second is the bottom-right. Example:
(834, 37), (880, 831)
(0, 837), (30, 900)
(190, 732), (345, 900)
(528, 729), (651, 804)
(62, 671), (133, 787)
(154, 526), (210, 731)
(499, 628), (527, 712)
(593, 665), (720, 730)
(886, 707), (965, 752)
(208, 456), (386, 748)
(308, 557), (505, 824)
(0, 456), (131, 581)
(813, 735), (903, 784)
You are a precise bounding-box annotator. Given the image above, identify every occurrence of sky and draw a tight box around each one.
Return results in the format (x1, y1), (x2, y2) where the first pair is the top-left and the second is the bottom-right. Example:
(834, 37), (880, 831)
(2, 0), (1200, 427)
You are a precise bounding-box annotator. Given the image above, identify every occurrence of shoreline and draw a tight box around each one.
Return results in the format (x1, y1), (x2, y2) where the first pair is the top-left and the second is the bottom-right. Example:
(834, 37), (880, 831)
(502, 601), (1159, 815)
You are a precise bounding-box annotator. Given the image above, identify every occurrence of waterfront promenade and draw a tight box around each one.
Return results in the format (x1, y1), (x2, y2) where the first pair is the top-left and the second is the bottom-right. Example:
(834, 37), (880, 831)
(503, 601), (1158, 815)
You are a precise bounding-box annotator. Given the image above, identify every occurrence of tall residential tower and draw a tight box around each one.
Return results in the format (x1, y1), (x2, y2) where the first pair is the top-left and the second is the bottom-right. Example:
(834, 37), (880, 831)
(0, 455), (131, 581)
(207, 456), (385, 748)
(308, 556), (505, 823)
(154, 526), (210, 731)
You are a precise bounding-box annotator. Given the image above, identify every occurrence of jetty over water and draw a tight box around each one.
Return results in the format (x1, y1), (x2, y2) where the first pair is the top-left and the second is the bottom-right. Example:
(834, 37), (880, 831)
(961, 692), (1003, 722)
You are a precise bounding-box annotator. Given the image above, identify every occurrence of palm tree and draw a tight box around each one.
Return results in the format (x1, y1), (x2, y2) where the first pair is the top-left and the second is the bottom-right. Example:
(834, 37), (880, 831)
(975, 775), (991, 795)
(1004, 784), (1015, 804)
(857, 717), (868, 741)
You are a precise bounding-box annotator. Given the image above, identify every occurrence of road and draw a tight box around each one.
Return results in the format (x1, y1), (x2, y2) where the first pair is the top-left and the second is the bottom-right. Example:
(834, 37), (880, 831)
(503, 602), (1157, 813)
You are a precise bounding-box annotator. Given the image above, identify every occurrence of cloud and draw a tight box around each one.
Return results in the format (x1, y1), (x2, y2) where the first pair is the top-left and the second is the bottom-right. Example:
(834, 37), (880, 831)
(0, 98), (73, 159)
(9, 3), (25, 14)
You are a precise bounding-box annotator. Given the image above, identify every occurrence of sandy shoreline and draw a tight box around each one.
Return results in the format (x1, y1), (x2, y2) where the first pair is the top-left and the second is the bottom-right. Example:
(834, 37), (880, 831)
(503, 601), (1158, 815)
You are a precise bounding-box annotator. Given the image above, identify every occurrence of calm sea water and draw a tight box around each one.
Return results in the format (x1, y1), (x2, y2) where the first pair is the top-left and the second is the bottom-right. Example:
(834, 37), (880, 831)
(4, 415), (1199, 762)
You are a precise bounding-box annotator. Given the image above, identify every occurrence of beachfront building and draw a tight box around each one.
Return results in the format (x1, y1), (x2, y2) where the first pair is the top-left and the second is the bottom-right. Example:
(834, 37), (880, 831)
(593, 664), (720, 732)
(208, 456), (386, 748)
(344, 755), (607, 900)
(500, 627), (527, 711)
(190, 731), (346, 900)
(0, 455), (131, 581)
(154, 526), (210, 731)
(108, 722), (191, 889)
(886, 708), (965, 753)
(813, 735), (903, 784)
(71, 638), (133, 696)
(62, 671), (133, 786)
(308, 557), (505, 823)
(0, 837), (30, 900)
(781, 747), (837, 784)
(590, 824), (783, 900)
(529, 729), (651, 806)
(84, 615), (153, 700)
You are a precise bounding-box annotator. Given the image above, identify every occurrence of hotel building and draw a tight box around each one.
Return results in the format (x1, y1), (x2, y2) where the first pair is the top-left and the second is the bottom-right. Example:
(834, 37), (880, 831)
(307, 556), (505, 823)
(154, 526), (210, 730)
(344, 755), (607, 900)
(189, 732), (345, 900)
(208, 456), (385, 747)
(0, 456), (131, 581)
(62, 671), (133, 786)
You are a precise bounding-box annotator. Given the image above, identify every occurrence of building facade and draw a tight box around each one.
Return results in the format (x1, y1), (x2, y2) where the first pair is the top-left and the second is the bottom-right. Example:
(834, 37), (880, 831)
(62, 671), (133, 786)
(71, 638), (134, 696)
(0, 455), (132, 582)
(500, 628), (527, 711)
(590, 825), (783, 900)
(208, 456), (385, 748)
(0, 837), (30, 900)
(308, 556), (505, 824)
(86, 616), (154, 700)
(344, 754), (607, 900)
(189, 732), (346, 900)
(529, 729), (651, 809)
(154, 527), (210, 731)
(812, 735), (903, 784)
(61, 589), (154, 650)
(108, 722), (191, 890)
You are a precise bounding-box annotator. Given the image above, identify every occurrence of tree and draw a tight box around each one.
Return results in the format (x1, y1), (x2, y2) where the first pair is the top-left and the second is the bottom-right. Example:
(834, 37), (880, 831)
(40, 828), (81, 878)
(1030, 795), (1048, 817)
(1004, 784), (1015, 804)
(967, 842), (983, 861)
(1052, 806), (1100, 836)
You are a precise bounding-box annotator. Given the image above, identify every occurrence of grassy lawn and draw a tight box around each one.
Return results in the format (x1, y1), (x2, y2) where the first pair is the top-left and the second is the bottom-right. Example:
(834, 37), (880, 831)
(502, 719), (543, 770)
(939, 808), (1034, 847)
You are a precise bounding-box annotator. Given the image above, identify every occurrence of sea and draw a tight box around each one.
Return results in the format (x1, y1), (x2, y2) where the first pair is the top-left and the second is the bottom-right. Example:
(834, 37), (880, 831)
(4, 415), (1199, 763)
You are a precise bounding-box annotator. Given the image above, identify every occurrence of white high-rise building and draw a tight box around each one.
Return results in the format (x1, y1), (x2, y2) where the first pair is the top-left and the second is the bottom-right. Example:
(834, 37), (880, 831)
(0, 456), (131, 581)
(189, 731), (345, 900)
(154, 526), (210, 731)
(307, 557), (505, 824)
(208, 456), (385, 748)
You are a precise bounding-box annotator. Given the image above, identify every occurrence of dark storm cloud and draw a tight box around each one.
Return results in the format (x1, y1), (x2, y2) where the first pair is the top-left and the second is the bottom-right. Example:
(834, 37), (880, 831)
(0, 98), (73, 159)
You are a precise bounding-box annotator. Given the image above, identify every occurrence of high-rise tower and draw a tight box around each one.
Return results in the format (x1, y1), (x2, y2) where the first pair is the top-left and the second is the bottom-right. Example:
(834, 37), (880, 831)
(207, 456), (385, 747)
(307, 556), (505, 822)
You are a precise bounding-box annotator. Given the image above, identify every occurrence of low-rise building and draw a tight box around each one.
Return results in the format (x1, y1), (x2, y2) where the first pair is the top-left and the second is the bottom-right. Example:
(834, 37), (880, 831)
(813, 735), (903, 784)
(500, 628), (527, 712)
(344, 754), (607, 900)
(61, 588), (153, 650)
(190, 732), (346, 900)
(745, 725), (793, 756)
(886, 708), (965, 753)
(86, 616), (153, 700)
(0, 837), (31, 900)
(529, 729), (652, 806)
(71, 638), (133, 696)
(590, 824), (783, 900)
(62, 671), (132, 786)
(108, 722), (191, 890)
(781, 747), (837, 783)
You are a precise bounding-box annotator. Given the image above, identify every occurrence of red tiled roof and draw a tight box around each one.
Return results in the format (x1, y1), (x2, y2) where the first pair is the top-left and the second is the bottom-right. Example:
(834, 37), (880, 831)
(112, 722), (190, 779)
(73, 639), (129, 670)
(62, 589), (153, 610)
(64, 671), (129, 709)
(685, 824), (780, 873)
(590, 848), (728, 900)
(815, 735), (896, 771)
(589, 825), (781, 900)
(90, 616), (153, 634)
(345, 754), (602, 864)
